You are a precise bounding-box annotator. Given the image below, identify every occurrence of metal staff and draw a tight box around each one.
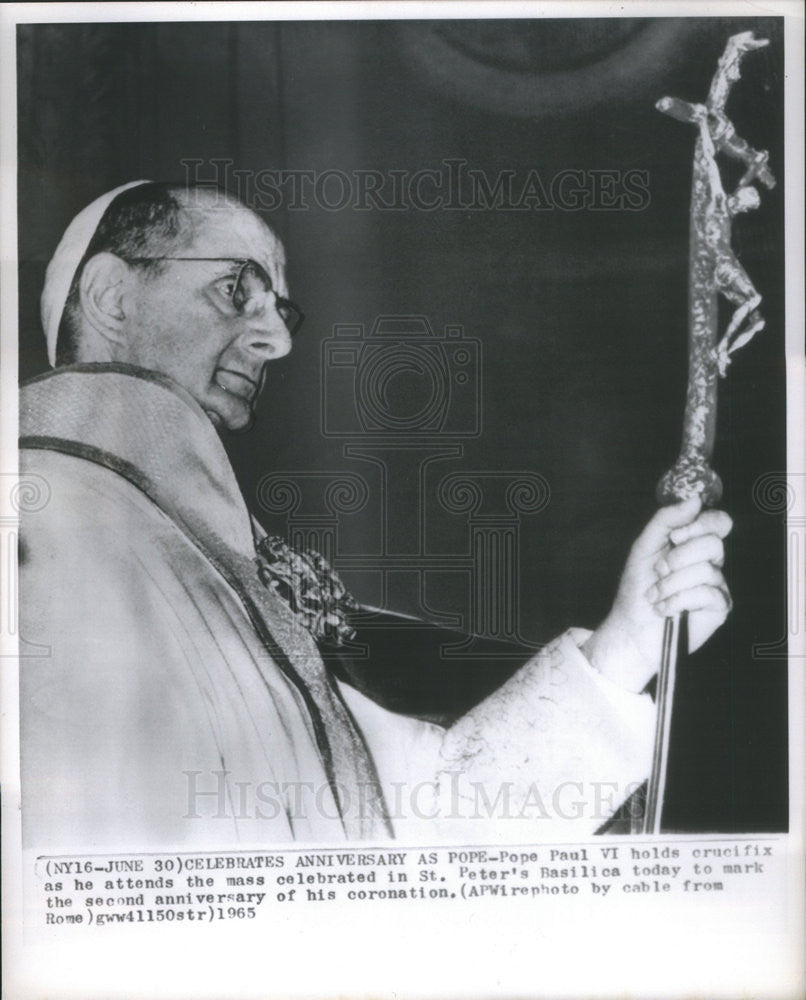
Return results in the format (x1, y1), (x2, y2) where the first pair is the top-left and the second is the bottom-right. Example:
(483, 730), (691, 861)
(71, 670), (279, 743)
(643, 31), (776, 834)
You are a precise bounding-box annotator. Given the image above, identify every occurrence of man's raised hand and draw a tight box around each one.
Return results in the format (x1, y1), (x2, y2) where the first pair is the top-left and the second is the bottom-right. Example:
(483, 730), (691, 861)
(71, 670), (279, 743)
(581, 498), (733, 693)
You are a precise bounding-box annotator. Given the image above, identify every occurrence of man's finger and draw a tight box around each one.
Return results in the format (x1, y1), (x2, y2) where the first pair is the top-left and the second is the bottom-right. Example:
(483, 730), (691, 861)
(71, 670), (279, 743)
(669, 509), (733, 547)
(649, 562), (725, 603)
(632, 497), (702, 558)
(654, 584), (732, 617)
(654, 533), (725, 575)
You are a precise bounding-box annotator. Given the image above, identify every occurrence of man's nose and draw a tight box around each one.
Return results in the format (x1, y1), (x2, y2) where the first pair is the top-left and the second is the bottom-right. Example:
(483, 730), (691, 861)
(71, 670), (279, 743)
(242, 294), (292, 359)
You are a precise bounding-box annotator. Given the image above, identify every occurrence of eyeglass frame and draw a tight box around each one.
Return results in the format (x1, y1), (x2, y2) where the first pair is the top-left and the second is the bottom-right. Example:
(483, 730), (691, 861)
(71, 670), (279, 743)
(123, 256), (305, 337)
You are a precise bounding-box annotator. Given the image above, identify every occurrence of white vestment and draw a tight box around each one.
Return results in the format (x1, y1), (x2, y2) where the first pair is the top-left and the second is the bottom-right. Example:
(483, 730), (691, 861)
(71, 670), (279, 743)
(20, 365), (654, 850)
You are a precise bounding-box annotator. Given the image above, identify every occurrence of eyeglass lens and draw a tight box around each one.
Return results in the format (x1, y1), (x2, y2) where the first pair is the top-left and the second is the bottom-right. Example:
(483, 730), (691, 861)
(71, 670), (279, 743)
(236, 262), (302, 336)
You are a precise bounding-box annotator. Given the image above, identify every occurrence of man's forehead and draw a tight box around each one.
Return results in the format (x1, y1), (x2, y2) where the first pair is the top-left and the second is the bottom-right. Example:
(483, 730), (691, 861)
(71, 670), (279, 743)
(182, 196), (286, 282)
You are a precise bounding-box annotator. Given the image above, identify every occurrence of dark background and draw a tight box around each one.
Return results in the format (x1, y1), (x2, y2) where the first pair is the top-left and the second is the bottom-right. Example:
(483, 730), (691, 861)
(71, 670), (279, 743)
(17, 17), (788, 831)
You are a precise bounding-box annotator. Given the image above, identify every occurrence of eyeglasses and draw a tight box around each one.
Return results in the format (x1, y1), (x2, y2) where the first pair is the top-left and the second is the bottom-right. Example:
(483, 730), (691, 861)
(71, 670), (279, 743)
(126, 257), (305, 337)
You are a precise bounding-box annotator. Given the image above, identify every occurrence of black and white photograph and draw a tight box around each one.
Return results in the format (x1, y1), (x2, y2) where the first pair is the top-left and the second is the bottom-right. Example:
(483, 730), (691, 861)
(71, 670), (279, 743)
(1, 3), (803, 999)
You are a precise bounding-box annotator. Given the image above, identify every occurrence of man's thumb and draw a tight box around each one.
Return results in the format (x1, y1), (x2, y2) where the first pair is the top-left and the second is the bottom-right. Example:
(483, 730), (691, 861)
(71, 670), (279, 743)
(634, 496), (702, 556)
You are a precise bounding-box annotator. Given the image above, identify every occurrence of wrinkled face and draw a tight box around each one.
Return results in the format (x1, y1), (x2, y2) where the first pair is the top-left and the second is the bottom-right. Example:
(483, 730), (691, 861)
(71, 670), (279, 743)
(122, 199), (293, 431)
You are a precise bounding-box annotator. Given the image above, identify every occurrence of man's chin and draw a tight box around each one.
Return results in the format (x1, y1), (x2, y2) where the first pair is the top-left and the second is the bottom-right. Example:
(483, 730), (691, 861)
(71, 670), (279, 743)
(203, 400), (254, 433)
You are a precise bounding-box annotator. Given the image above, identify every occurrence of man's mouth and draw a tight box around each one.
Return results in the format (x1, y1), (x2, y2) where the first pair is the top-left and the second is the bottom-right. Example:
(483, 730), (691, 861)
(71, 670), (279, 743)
(214, 368), (259, 402)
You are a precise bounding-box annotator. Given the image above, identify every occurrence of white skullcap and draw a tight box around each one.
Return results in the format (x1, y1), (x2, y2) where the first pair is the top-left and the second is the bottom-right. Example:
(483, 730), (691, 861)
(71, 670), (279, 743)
(41, 180), (153, 366)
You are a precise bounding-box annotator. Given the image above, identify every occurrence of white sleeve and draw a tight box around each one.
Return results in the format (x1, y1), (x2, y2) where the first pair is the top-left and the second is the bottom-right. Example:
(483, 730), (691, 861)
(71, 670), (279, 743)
(337, 628), (655, 843)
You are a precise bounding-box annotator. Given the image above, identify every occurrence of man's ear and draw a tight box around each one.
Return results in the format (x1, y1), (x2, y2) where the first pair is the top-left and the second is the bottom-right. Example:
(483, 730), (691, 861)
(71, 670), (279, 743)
(77, 252), (133, 349)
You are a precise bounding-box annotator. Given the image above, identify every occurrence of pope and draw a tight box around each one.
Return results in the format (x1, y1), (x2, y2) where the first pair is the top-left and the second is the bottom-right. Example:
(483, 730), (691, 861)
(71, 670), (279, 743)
(19, 181), (732, 848)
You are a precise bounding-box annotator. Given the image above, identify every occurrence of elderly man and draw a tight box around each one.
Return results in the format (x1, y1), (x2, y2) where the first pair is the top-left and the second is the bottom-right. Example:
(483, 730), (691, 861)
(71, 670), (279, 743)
(19, 181), (732, 848)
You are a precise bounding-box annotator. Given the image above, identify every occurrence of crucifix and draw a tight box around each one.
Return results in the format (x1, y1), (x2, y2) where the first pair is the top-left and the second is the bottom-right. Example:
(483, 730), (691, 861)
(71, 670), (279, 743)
(643, 31), (776, 834)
